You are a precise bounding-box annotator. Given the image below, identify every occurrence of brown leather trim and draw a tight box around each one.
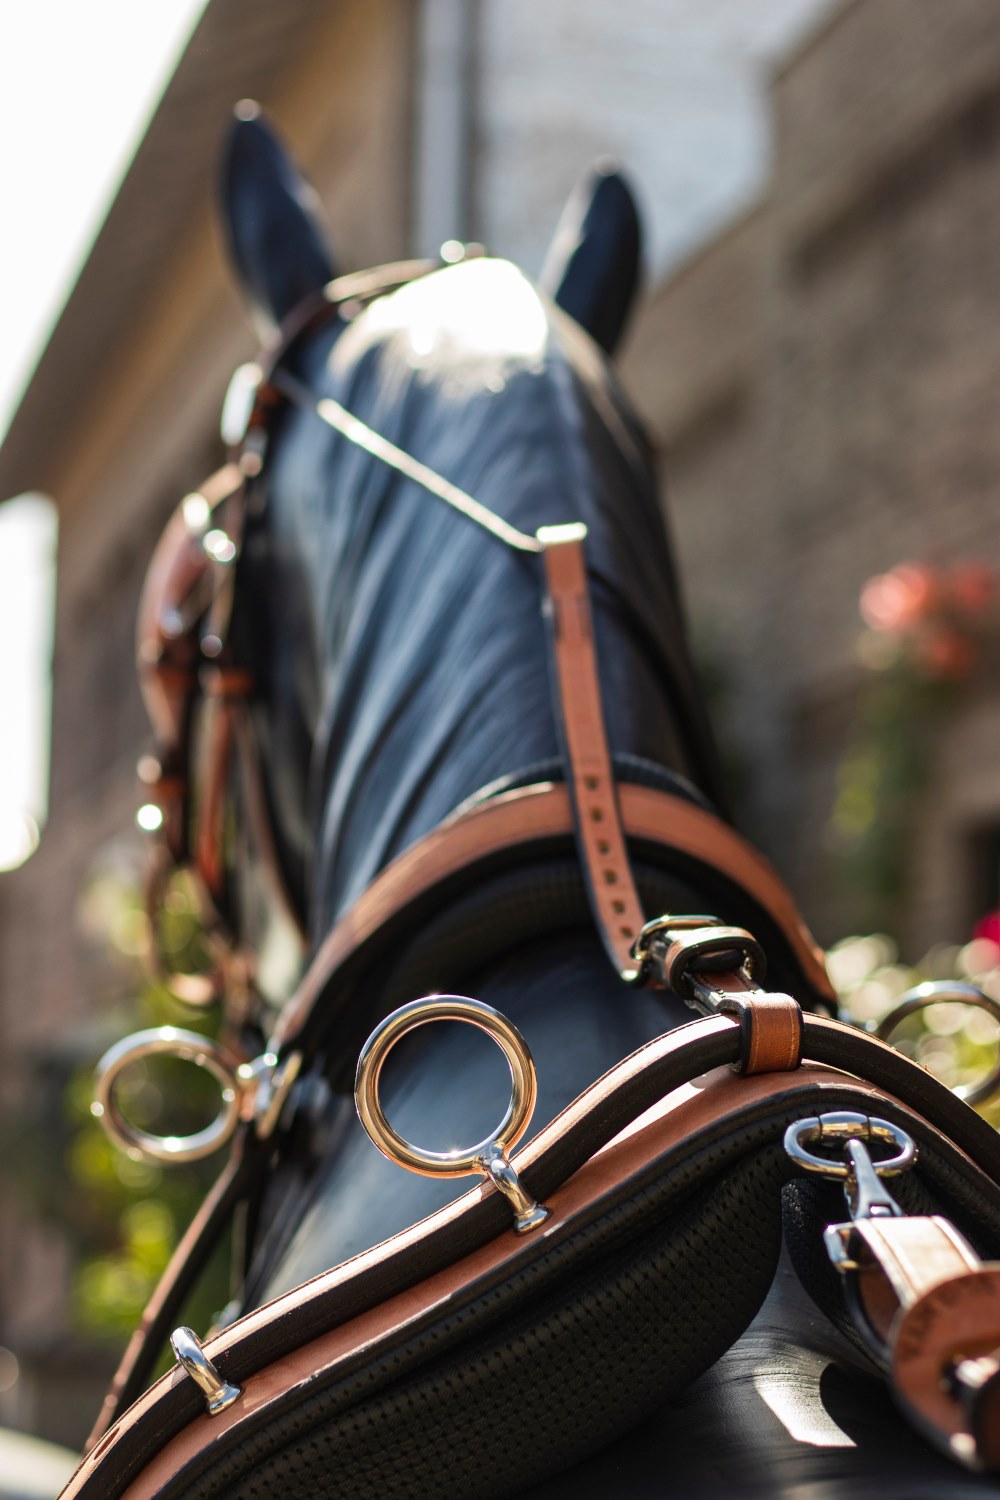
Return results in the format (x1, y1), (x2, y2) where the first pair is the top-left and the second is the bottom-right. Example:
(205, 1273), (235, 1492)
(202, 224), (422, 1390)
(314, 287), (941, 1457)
(857, 1215), (981, 1322)
(539, 528), (646, 976)
(80, 1063), (894, 1499)
(271, 782), (833, 1050)
(193, 697), (235, 902)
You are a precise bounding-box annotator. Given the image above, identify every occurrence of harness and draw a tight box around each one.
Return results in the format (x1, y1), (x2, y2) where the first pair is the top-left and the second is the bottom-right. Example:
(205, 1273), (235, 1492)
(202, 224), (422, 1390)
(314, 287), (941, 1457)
(72, 254), (1000, 1496)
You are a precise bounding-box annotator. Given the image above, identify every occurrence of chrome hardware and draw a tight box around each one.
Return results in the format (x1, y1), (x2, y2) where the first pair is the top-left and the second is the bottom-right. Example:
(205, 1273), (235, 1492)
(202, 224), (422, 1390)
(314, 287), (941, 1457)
(355, 996), (550, 1233)
(478, 1142), (550, 1233)
(874, 981), (1000, 1108)
(92, 1027), (302, 1164)
(785, 1111), (918, 1271)
(630, 914), (766, 1004)
(784, 1111), (917, 1186)
(220, 362), (264, 448)
(170, 1326), (241, 1415)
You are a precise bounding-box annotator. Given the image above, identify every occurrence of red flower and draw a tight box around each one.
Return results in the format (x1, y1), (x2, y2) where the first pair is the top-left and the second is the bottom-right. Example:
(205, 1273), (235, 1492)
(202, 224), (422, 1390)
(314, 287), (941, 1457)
(916, 627), (976, 680)
(973, 911), (1000, 946)
(949, 561), (995, 618)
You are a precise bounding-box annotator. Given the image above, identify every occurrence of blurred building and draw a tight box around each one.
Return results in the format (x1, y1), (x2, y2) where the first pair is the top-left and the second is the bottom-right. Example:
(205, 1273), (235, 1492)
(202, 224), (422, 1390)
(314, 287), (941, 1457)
(1, 0), (999, 1446)
(623, 0), (1000, 945)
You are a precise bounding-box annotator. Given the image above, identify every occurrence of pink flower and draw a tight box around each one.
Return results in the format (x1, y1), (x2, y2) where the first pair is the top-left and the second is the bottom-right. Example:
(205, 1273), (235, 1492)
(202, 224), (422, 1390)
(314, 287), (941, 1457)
(860, 563), (938, 633)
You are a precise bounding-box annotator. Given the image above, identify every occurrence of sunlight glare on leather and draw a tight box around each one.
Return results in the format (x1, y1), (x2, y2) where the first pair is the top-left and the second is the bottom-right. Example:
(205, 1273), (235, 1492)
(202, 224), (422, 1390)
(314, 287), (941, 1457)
(355, 995), (549, 1232)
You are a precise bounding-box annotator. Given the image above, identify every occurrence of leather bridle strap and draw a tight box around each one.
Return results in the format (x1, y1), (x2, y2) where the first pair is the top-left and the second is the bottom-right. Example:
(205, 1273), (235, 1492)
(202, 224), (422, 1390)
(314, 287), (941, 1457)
(538, 525), (646, 977)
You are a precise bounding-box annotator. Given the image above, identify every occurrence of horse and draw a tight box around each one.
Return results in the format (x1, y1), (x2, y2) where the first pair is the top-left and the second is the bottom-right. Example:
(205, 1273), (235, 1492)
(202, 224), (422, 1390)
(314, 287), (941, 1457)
(62, 107), (1000, 1499)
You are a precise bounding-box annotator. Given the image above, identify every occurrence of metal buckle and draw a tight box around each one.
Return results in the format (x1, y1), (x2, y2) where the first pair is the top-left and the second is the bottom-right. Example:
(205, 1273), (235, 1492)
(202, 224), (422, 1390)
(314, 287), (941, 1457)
(630, 914), (766, 1002)
(355, 996), (549, 1232)
(92, 1027), (302, 1163)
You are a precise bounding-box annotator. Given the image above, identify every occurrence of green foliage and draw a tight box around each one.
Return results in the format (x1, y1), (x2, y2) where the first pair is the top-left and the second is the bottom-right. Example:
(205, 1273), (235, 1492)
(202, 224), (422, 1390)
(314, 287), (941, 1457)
(1, 863), (229, 1344)
(829, 931), (1000, 1127)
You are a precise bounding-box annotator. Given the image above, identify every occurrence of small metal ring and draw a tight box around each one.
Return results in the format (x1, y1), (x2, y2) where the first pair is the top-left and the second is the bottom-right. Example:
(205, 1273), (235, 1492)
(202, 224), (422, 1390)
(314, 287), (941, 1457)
(784, 1111), (917, 1179)
(874, 982), (1000, 1108)
(92, 1027), (244, 1163)
(355, 996), (537, 1178)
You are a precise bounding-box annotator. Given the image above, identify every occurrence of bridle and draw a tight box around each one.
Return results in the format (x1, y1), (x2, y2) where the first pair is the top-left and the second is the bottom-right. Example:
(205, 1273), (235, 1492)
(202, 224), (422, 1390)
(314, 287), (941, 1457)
(83, 248), (1000, 1475)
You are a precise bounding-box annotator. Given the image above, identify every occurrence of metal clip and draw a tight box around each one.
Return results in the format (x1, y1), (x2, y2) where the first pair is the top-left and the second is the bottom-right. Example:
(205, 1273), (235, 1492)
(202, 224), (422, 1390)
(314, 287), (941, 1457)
(784, 1111), (916, 1272)
(355, 996), (549, 1233)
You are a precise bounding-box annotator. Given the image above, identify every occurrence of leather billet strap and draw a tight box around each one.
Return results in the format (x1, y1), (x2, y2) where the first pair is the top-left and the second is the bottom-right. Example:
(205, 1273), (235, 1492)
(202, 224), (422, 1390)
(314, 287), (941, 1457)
(70, 1015), (1000, 1493)
(538, 525), (647, 978)
(136, 462), (247, 866)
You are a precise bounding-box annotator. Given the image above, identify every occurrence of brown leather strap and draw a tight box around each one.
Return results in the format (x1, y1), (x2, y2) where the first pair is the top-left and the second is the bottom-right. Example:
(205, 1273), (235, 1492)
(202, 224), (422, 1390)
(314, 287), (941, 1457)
(707, 972), (803, 1076)
(135, 463), (247, 862)
(193, 668), (256, 903)
(538, 525), (647, 977)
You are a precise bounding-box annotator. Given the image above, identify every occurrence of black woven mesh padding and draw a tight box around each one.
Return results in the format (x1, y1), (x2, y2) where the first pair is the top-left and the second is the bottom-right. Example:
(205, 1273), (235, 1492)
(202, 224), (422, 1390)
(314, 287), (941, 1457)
(170, 1147), (787, 1499)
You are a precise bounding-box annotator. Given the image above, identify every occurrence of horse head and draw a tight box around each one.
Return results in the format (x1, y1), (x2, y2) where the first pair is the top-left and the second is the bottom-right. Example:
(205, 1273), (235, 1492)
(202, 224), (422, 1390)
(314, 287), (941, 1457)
(76, 105), (1000, 1500)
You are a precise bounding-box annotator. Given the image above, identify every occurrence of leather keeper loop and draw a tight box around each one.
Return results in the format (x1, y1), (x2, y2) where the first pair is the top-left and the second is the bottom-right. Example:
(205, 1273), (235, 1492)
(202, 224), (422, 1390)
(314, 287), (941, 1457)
(716, 990), (803, 1075)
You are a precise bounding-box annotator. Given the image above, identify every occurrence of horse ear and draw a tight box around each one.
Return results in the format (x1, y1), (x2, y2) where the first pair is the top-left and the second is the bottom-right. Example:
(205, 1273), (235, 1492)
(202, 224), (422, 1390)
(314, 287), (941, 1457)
(220, 102), (336, 336)
(539, 161), (642, 357)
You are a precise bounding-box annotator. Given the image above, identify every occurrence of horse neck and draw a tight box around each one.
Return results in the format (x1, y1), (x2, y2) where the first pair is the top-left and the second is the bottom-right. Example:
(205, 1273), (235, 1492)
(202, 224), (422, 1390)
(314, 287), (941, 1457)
(259, 323), (702, 943)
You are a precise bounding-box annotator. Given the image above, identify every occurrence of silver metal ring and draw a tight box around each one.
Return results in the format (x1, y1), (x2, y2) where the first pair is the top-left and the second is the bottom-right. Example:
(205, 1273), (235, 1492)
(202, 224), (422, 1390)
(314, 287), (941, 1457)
(874, 982), (1000, 1108)
(355, 996), (538, 1178)
(92, 1027), (244, 1163)
(784, 1111), (917, 1179)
